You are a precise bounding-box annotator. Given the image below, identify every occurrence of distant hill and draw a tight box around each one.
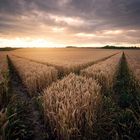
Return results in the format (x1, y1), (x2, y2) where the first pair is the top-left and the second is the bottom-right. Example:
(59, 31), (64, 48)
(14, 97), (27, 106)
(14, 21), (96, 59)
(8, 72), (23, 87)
(66, 46), (100, 49)
(0, 47), (20, 51)
(102, 45), (140, 49)
(66, 46), (78, 48)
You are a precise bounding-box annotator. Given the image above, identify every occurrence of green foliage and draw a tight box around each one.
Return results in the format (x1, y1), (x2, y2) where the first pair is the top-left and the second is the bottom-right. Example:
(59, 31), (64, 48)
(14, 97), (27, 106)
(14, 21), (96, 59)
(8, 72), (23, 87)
(119, 93), (134, 108)
(103, 95), (117, 113)
(33, 96), (44, 119)
(4, 95), (34, 140)
(114, 109), (140, 139)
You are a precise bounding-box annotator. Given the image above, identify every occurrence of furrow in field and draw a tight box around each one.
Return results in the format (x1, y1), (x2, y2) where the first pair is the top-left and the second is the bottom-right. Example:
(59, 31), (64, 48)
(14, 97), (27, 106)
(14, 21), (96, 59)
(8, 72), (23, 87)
(81, 53), (122, 93)
(40, 52), (121, 139)
(92, 53), (140, 139)
(7, 55), (47, 140)
(11, 51), (120, 78)
(7, 55), (58, 97)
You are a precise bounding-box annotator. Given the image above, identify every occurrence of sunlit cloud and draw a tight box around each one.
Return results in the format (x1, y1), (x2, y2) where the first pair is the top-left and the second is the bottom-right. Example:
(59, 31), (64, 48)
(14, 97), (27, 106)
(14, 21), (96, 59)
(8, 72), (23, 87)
(75, 33), (96, 38)
(103, 30), (123, 35)
(52, 27), (65, 32)
(49, 14), (85, 27)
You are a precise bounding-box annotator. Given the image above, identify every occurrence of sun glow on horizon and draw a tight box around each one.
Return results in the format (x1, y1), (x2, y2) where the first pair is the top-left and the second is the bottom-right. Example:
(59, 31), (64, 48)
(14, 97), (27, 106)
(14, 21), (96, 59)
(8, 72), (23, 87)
(0, 38), (66, 48)
(0, 37), (139, 48)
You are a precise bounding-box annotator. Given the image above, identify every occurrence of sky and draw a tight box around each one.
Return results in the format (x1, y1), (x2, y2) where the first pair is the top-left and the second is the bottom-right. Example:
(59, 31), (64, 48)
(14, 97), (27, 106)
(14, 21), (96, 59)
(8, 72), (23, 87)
(0, 0), (140, 47)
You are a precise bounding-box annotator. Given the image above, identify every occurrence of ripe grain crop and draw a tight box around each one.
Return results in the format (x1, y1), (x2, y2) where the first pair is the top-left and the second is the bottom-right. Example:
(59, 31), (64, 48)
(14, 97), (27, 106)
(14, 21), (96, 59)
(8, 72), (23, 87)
(0, 53), (8, 76)
(0, 53), (9, 109)
(125, 50), (140, 85)
(11, 48), (119, 76)
(0, 53), (8, 84)
(43, 73), (101, 140)
(81, 53), (122, 92)
(8, 55), (58, 96)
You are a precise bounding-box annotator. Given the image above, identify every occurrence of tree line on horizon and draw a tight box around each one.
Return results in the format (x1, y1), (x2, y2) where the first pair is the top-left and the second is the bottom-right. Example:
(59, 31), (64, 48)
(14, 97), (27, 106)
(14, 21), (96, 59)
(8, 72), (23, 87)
(0, 46), (140, 51)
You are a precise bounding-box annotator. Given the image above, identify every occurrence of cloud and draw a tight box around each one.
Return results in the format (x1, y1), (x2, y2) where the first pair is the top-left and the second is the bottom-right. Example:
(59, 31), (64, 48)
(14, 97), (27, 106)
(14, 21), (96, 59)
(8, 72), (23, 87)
(0, 0), (140, 46)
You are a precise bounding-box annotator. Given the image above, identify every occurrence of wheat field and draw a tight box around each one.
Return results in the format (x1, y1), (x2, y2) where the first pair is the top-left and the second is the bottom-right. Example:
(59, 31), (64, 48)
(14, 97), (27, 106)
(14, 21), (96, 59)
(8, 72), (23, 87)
(81, 53), (122, 92)
(0, 48), (140, 140)
(8, 55), (58, 96)
(125, 50), (140, 85)
(11, 48), (119, 76)
(43, 73), (101, 139)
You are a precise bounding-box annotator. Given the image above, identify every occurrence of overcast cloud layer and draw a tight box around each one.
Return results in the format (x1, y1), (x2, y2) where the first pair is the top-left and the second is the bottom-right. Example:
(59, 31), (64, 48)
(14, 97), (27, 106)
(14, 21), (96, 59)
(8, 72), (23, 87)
(0, 0), (140, 47)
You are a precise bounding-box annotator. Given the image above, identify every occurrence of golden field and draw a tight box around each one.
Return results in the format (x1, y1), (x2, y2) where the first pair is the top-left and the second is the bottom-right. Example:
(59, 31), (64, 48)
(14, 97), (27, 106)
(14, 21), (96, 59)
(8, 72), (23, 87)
(0, 48), (140, 140)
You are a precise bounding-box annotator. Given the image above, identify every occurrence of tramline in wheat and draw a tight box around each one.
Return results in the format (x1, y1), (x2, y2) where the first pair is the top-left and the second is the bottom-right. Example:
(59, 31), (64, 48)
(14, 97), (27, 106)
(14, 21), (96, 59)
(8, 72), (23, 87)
(8, 55), (58, 96)
(81, 53), (122, 92)
(11, 48), (119, 76)
(1, 48), (140, 140)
